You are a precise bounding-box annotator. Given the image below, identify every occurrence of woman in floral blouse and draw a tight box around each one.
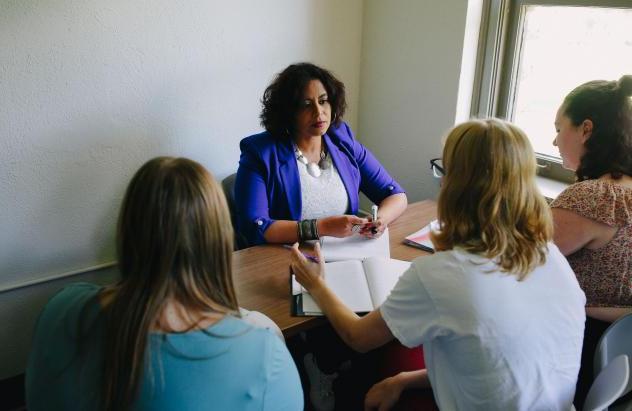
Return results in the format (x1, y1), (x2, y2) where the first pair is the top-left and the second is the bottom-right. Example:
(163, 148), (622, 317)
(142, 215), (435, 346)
(550, 74), (632, 407)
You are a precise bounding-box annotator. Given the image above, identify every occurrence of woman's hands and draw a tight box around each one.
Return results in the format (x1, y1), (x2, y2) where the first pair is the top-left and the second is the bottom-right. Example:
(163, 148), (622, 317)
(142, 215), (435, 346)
(318, 192), (408, 240)
(364, 368), (431, 411)
(318, 215), (369, 238)
(364, 374), (405, 411)
(364, 370), (430, 411)
(317, 214), (387, 238)
(360, 193), (408, 240)
(359, 217), (386, 239)
(290, 242), (326, 293)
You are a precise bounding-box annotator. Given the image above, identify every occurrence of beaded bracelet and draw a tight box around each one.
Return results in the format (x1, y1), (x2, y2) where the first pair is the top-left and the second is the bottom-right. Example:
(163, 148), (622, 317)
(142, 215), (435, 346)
(302, 219), (313, 240)
(297, 219), (304, 241)
(311, 219), (319, 239)
(297, 219), (319, 241)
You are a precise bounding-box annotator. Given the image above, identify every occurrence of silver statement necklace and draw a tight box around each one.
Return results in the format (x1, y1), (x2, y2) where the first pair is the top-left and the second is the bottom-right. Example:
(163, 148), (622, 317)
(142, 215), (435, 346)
(294, 144), (331, 178)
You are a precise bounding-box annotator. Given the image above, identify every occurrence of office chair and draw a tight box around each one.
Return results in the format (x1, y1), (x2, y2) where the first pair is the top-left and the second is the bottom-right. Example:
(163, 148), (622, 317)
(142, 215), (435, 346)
(581, 354), (629, 411)
(221, 173), (247, 250)
(589, 313), (632, 411)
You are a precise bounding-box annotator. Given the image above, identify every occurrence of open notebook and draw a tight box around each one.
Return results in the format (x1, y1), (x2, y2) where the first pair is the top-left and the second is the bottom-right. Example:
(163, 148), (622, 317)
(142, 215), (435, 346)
(319, 228), (390, 262)
(291, 256), (411, 316)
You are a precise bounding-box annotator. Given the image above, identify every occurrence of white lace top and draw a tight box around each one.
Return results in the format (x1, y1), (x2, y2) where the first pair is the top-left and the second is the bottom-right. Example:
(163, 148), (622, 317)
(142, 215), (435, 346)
(297, 154), (349, 219)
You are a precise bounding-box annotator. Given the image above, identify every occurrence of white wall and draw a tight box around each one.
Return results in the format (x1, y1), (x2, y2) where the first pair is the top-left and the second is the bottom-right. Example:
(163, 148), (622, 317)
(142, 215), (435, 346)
(1, 0), (479, 380)
(0, 0), (363, 379)
(357, 0), (470, 202)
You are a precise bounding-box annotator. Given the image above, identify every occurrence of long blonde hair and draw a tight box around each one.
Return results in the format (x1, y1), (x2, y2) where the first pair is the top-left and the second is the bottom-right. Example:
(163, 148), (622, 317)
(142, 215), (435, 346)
(101, 157), (237, 411)
(432, 119), (552, 279)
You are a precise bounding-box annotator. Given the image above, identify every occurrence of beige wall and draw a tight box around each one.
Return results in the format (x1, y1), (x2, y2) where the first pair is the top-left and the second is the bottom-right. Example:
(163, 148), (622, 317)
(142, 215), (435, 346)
(0, 0), (479, 379)
(357, 0), (470, 203)
(0, 0), (364, 379)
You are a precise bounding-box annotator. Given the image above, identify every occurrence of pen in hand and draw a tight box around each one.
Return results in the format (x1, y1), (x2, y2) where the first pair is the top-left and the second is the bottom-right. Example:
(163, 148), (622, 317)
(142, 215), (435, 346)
(371, 205), (379, 234)
(283, 244), (320, 263)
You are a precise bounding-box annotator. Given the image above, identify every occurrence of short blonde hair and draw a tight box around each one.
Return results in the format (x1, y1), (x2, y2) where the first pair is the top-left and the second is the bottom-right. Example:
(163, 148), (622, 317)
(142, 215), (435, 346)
(431, 119), (552, 279)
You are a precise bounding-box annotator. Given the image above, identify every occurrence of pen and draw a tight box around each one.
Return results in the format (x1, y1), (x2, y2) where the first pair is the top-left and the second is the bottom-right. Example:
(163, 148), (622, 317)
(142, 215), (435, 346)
(371, 205), (379, 234)
(283, 244), (320, 263)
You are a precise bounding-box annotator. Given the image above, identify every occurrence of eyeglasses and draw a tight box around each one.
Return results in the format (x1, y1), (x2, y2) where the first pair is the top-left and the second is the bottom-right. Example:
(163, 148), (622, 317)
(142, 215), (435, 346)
(429, 158), (444, 178)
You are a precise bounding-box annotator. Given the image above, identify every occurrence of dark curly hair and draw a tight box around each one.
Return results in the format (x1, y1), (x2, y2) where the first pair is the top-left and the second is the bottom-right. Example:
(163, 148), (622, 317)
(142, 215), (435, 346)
(260, 62), (347, 139)
(562, 74), (632, 181)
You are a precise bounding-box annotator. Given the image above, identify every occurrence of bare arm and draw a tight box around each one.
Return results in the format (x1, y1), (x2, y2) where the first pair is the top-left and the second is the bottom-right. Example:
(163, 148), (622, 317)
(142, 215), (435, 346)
(552, 208), (624, 320)
(290, 243), (394, 352)
(551, 208), (616, 256)
(586, 307), (632, 323)
(360, 193), (408, 238)
(377, 193), (408, 225)
(263, 220), (301, 243)
(308, 295), (394, 353)
(364, 370), (430, 411)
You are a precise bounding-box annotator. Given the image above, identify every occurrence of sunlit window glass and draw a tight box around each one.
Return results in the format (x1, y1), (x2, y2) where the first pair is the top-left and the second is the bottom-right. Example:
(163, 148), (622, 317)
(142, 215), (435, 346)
(510, 6), (632, 158)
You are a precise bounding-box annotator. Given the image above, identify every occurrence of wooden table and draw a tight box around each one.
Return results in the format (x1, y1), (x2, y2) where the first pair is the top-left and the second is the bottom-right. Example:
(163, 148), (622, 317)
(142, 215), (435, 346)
(233, 200), (437, 337)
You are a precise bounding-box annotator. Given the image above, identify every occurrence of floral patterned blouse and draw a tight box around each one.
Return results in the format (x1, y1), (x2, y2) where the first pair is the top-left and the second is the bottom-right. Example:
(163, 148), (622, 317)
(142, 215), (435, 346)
(551, 179), (632, 307)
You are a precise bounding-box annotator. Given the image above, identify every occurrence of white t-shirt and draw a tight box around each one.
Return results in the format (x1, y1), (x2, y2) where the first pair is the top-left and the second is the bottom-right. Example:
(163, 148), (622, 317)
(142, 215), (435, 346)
(380, 244), (586, 411)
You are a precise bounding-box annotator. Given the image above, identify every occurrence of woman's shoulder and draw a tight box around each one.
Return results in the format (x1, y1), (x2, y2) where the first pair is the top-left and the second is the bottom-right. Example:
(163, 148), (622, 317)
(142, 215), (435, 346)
(325, 121), (365, 160)
(32, 283), (102, 348)
(177, 316), (288, 366)
(240, 130), (276, 149)
(551, 179), (632, 225)
(326, 121), (355, 143)
(239, 130), (293, 161)
(413, 247), (555, 277)
(209, 317), (301, 403)
(553, 178), (632, 200)
(410, 248), (482, 278)
(40, 283), (101, 321)
(199, 315), (282, 345)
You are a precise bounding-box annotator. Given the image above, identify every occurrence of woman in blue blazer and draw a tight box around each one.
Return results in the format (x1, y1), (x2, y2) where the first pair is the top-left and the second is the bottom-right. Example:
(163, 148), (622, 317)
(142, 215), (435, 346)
(235, 63), (407, 246)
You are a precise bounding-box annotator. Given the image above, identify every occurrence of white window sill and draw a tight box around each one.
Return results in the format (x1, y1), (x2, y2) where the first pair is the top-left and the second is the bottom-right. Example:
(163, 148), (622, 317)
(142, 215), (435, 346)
(536, 175), (569, 202)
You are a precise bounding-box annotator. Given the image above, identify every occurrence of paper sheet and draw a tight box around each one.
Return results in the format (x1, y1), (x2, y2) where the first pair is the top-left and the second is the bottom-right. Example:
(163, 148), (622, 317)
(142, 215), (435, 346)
(320, 228), (390, 262)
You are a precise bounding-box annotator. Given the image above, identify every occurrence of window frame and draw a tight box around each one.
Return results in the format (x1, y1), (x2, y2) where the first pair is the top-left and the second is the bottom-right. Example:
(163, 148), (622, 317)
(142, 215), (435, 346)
(472, 0), (632, 183)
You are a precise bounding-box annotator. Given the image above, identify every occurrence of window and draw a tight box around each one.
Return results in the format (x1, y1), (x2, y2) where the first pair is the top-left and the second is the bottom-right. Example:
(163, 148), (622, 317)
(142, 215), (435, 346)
(473, 0), (632, 182)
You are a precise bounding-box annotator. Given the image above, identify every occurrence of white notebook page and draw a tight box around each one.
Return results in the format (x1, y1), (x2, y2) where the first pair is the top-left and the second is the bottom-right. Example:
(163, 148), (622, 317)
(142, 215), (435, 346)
(363, 257), (411, 308)
(301, 259), (374, 314)
(320, 228), (390, 262)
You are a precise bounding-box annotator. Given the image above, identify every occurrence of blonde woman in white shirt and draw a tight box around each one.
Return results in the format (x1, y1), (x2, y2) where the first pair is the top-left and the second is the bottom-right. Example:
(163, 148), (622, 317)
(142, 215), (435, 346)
(291, 119), (586, 411)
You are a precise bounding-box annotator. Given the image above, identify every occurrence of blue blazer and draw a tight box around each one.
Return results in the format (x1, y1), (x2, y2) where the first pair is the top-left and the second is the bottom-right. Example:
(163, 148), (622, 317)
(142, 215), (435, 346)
(235, 122), (405, 246)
